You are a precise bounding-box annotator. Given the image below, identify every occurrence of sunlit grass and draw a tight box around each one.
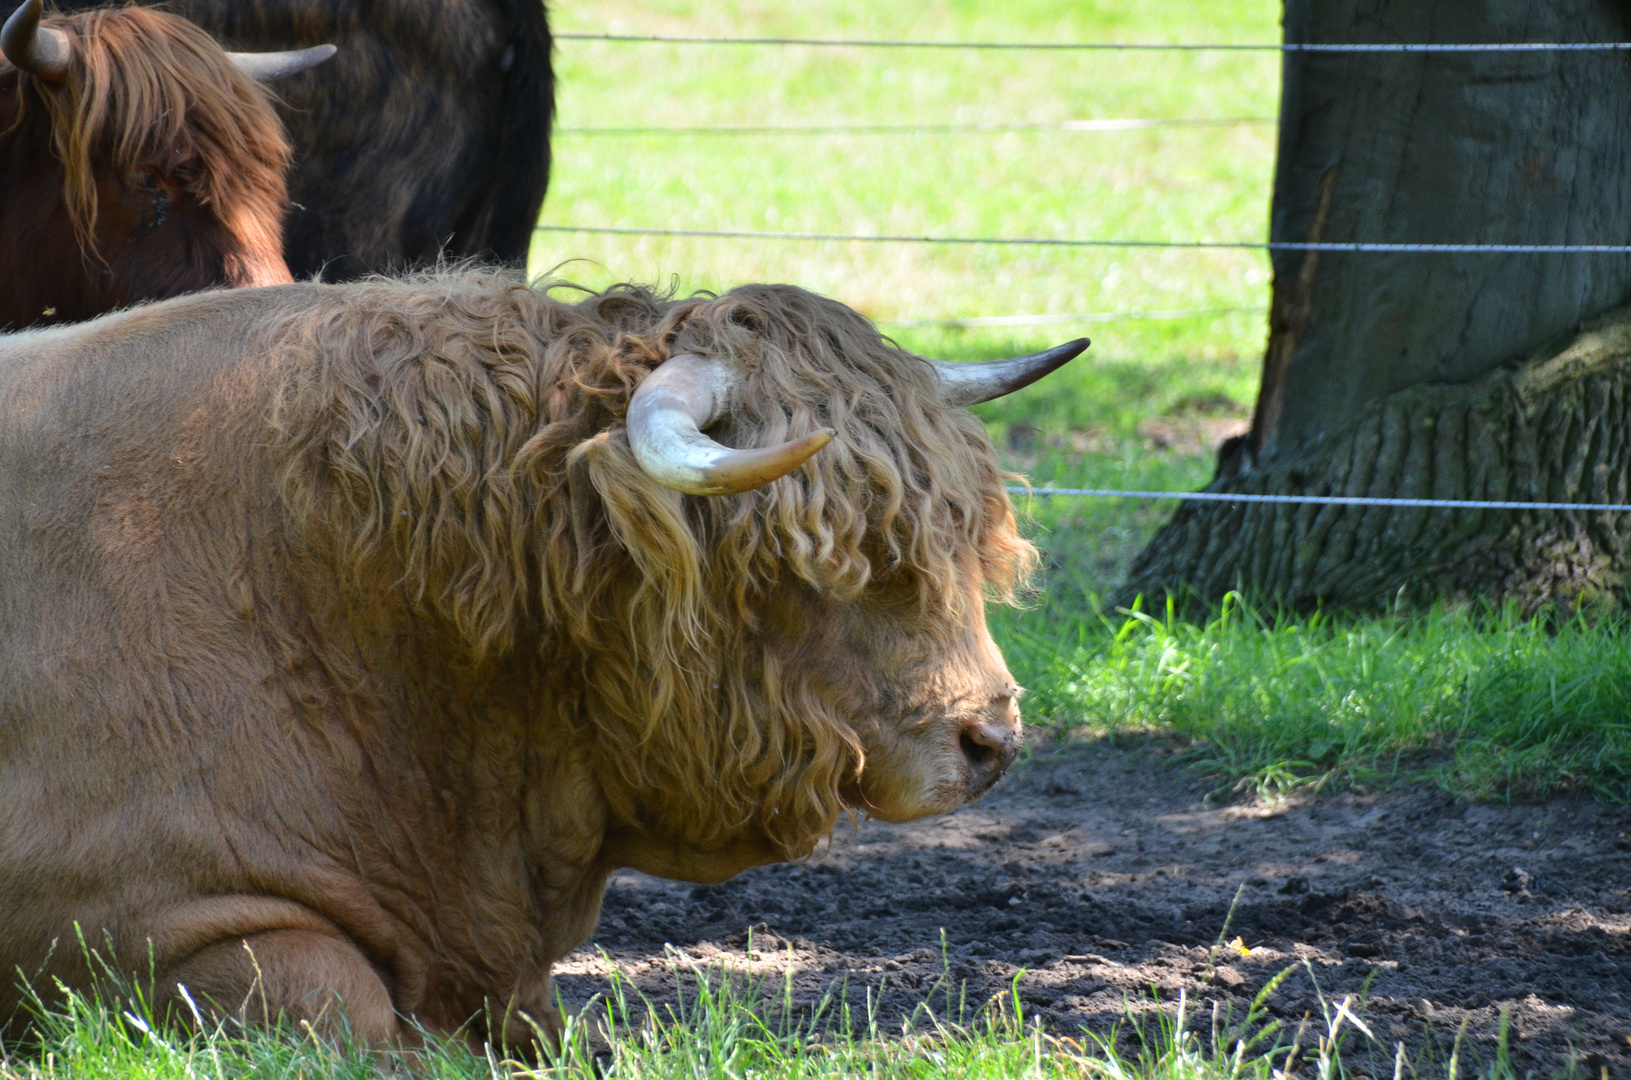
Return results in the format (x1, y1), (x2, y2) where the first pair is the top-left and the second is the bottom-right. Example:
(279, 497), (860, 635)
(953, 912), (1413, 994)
(998, 592), (1631, 804)
(528, 0), (1631, 807)
(983, 445), (1631, 804)
(534, 0), (1279, 426)
(0, 946), (1536, 1080)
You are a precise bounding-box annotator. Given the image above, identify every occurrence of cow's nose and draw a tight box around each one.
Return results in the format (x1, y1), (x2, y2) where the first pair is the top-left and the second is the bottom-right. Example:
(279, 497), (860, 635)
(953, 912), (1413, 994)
(959, 703), (1021, 799)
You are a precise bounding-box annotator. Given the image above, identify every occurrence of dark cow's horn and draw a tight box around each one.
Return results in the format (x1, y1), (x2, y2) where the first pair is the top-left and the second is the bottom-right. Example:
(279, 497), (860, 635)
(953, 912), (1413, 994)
(929, 337), (1091, 409)
(1, 0), (72, 83)
(627, 353), (834, 496)
(225, 43), (336, 82)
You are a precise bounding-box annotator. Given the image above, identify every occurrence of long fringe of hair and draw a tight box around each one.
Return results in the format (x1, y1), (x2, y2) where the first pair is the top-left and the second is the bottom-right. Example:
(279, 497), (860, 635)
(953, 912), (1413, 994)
(271, 270), (1037, 858)
(4, 5), (290, 277)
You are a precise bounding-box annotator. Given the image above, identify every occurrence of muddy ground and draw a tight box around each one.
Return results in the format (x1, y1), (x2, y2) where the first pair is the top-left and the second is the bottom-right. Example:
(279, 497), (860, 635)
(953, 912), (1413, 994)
(556, 738), (1631, 1075)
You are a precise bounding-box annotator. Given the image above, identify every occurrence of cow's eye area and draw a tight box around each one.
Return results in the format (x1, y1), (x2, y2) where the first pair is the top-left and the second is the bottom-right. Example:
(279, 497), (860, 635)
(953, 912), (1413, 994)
(125, 169), (158, 189)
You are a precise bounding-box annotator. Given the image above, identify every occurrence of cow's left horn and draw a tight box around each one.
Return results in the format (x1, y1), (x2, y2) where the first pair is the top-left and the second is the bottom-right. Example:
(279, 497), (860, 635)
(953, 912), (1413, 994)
(226, 43), (336, 82)
(2, 0), (72, 83)
(929, 337), (1090, 408)
(627, 353), (834, 496)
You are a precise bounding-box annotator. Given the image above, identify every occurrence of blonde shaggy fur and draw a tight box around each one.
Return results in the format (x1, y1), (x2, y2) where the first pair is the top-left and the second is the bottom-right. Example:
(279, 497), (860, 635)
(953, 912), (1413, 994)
(272, 269), (1035, 859)
(0, 269), (1033, 1042)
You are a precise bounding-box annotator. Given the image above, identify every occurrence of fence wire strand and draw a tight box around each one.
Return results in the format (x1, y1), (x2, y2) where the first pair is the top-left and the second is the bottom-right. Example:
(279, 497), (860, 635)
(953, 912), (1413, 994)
(534, 225), (1631, 254)
(882, 307), (1261, 328)
(555, 118), (1273, 136)
(557, 33), (1631, 53)
(1010, 488), (1631, 512)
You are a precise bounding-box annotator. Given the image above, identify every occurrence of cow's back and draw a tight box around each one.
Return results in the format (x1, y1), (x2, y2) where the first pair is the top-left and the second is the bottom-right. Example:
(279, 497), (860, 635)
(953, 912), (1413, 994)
(0, 289), (358, 1013)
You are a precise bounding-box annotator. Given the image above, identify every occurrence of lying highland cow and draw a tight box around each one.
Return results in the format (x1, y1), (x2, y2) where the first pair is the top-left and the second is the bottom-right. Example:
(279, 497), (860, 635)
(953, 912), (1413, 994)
(0, 0), (333, 330)
(0, 270), (1086, 1045)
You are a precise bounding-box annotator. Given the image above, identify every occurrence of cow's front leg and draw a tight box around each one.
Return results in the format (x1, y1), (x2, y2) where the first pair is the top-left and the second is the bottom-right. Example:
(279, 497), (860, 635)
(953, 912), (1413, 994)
(153, 928), (399, 1042)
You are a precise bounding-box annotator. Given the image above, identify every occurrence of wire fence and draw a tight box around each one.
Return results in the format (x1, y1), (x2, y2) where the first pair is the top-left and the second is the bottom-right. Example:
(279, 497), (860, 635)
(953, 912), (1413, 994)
(535, 225), (1631, 255)
(557, 33), (1631, 53)
(881, 307), (1262, 329)
(1009, 489), (1631, 512)
(555, 22), (1631, 518)
(554, 118), (1274, 136)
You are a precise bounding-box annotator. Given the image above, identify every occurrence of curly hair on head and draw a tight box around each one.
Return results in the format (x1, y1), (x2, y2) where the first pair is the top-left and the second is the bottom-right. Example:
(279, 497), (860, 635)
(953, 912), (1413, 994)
(270, 269), (1036, 858)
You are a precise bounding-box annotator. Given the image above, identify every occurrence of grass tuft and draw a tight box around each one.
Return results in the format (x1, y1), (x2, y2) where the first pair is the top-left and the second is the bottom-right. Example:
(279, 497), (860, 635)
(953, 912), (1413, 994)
(997, 590), (1631, 804)
(0, 944), (1548, 1079)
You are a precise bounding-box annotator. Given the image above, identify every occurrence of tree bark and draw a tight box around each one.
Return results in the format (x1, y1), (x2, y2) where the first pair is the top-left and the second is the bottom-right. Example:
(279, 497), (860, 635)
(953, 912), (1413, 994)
(1121, 0), (1631, 610)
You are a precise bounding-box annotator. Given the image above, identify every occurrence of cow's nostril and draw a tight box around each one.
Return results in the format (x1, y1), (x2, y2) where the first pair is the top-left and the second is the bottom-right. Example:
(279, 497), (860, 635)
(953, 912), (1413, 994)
(961, 725), (997, 767)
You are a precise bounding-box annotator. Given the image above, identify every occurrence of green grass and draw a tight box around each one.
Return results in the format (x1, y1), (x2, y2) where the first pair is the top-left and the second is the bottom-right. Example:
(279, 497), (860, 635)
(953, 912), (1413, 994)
(536, 0), (1277, 433)
(995, 450), (1631, 805)
(52, 0), (1615, 1073)
(1, 948), (1539, 1080)
(533, 0), (1631, 805)
(998, 594), (1631, 804)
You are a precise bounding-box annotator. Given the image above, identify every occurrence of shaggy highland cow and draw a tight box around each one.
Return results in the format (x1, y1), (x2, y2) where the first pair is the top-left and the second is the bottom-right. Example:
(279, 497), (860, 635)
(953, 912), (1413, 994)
(0, 0), (332, 330)
(53, 0), (555, 278)
(0, 270), (1086, 1044)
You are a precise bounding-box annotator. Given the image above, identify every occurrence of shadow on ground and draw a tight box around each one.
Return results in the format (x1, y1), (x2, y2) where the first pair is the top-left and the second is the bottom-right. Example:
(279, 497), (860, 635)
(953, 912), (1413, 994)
(557, 737), (1631, 1074)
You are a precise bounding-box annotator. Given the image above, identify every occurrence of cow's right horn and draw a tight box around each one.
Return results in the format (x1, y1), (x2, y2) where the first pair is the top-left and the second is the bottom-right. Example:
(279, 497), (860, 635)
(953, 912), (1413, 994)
(226, 43), (337, 82)
(627, 353), (834, 496)
(2, 0), (72, 83)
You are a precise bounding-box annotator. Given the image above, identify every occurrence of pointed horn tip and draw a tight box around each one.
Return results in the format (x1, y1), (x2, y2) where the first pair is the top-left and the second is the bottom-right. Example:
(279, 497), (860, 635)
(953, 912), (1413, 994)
(695, 429), (835, 497)
(226, 42), (338, 81)
(0, 0), (39, 41)
(1033, 336), (1090, 369)
(1031, 336), (1091, 375)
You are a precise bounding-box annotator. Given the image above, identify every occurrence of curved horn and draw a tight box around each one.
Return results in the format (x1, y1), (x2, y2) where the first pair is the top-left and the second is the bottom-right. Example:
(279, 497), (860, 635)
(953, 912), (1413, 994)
(226, 42), (336, 82)
(627, 353), (834, 496)
(929, 337), (1091, 409)
(2, 0), (71, 82)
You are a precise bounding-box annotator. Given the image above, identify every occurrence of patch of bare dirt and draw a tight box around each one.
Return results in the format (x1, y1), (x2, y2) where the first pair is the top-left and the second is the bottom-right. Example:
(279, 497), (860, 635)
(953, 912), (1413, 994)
(558, 738), (1631, 1074)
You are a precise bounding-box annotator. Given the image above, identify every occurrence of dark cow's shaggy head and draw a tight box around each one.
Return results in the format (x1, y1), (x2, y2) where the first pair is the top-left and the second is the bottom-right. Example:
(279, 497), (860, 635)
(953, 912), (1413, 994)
(270, 271), (1085, 871)
(0, 0), (330, 329)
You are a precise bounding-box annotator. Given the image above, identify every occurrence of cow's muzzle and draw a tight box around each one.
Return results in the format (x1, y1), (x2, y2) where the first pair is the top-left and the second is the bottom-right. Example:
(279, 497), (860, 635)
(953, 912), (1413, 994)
(958, 711), (1021, 802)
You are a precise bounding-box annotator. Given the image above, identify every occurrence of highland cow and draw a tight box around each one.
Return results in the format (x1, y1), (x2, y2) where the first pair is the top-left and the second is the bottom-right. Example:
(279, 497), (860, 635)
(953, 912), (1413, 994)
(0, 270), (1086, 1045)
(0, 0), (332, 330)
(54, 0), (555, 278)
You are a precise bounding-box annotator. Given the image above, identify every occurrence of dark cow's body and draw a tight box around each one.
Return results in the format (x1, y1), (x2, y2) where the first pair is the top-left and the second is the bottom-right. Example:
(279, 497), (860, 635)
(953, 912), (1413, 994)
(56, 0), (555, 278)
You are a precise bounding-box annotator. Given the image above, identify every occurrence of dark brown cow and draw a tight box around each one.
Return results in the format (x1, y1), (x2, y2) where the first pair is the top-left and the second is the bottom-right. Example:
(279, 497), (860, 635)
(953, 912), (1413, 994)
(0, 0), (332, 330)
(0, 270), (1086, 1046)
(54, 0), (555, 279)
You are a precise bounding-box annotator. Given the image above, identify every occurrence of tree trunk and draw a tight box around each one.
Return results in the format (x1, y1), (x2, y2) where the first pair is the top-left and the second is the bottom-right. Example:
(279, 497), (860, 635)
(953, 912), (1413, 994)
(1120, 0), (1631, 611)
